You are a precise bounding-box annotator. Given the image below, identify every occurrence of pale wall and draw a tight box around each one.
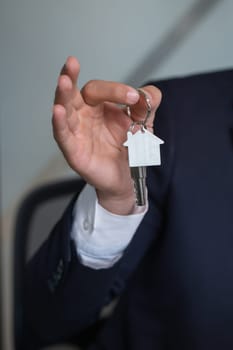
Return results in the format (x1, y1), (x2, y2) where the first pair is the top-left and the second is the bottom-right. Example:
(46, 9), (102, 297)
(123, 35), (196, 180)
(1, 0), (233, 348)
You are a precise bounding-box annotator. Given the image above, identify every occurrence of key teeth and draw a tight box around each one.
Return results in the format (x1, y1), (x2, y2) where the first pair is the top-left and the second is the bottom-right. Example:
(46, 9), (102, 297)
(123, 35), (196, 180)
(133, 178), (146, 206)
(130, 167), (147, 206)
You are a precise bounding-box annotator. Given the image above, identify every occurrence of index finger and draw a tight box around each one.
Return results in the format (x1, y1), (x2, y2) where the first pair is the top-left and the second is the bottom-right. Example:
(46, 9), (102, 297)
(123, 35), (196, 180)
(54, 56), (83, 111)
(60, 56), (80, 86)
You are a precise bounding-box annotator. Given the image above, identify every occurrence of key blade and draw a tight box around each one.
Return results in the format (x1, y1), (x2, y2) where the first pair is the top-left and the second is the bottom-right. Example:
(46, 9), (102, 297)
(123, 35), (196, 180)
(130, 167), (147, 206)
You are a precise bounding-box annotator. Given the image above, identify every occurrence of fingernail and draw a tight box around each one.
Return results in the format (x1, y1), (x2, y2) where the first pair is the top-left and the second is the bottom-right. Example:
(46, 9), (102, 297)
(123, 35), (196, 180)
(126, 90), (139, 104)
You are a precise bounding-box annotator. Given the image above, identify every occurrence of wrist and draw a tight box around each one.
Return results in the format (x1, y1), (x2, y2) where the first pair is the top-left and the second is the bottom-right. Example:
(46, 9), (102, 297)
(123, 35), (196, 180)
(96, 188), (136, 215)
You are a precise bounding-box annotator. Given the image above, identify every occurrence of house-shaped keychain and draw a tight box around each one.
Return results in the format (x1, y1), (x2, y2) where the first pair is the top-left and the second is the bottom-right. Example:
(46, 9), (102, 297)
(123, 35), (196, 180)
(123, 128), (164, 167)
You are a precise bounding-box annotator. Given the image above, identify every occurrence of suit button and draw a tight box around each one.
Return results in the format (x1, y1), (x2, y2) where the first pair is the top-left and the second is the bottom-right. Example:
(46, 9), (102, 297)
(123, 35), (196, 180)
(47, 259), (64, 293)
(57, 259), (64, 275)
(55, 259), (64, 280)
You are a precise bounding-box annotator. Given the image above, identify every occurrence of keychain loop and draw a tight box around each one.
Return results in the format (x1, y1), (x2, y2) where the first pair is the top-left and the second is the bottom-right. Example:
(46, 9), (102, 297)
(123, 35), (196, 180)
(137, 88), (152, 125)
(126, 88), (152, 127)
(129, 121), (146, 133)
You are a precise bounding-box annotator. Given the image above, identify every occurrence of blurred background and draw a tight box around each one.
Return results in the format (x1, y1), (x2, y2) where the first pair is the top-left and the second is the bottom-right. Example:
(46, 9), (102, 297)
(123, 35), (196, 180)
(0, 0), (233, 348)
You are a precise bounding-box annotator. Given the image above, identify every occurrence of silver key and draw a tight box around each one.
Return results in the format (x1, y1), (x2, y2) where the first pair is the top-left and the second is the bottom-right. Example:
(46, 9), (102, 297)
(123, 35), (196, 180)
(130, 166), (147, 206)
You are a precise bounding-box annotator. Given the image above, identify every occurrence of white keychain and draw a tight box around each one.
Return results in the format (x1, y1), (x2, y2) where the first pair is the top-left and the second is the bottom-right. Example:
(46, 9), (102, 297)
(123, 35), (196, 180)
(123, 126), (164, 167)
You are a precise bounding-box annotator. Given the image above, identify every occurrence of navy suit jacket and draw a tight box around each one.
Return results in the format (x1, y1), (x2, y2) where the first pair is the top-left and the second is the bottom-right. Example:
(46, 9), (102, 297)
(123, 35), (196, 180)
(26, 69), (233, 349)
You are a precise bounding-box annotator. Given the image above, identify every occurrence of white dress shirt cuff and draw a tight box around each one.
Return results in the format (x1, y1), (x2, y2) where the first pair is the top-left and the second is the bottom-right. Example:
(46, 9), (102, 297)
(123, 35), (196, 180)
(71, 184), (147, 269)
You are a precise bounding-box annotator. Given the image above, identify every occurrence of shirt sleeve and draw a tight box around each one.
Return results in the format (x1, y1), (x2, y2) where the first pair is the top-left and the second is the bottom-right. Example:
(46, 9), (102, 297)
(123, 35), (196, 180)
(70, 184), (148, 269)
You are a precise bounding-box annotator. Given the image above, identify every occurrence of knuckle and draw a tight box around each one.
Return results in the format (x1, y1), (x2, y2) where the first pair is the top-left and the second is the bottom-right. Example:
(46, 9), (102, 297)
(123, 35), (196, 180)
(81, 80), (97, 99)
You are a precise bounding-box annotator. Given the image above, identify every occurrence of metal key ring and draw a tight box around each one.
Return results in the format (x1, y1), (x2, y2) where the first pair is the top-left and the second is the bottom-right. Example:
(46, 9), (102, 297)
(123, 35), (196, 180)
(129, 121), (146, 133)
(126, 88), (152, 127)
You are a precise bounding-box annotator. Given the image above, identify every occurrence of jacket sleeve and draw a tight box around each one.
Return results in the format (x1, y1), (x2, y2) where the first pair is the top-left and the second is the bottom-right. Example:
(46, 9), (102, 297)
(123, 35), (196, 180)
(25, 79), (175, 349)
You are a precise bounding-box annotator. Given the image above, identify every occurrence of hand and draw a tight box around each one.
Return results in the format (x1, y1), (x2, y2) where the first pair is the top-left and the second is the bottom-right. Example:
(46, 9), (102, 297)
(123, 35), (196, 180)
(52, 57), (162, 214)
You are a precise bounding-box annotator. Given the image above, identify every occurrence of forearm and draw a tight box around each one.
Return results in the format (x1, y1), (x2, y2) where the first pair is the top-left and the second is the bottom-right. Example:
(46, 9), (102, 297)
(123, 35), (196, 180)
(25, 189), (145, 347)
(25, 217), (120, 346)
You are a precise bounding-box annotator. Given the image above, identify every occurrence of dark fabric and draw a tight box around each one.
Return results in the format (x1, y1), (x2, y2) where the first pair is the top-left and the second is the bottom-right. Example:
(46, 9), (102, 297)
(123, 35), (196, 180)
(25, 69), (233, 349)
